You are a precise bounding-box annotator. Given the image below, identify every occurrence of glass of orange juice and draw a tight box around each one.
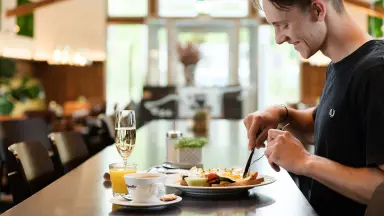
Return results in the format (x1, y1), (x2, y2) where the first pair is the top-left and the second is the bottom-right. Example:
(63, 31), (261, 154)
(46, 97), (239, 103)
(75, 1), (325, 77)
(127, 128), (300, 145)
(109, 163), (137, 197)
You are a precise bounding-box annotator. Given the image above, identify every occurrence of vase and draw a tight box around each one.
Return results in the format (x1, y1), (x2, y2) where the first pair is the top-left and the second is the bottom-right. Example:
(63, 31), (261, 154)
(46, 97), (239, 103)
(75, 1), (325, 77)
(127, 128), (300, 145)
(184, 64), (196, 86)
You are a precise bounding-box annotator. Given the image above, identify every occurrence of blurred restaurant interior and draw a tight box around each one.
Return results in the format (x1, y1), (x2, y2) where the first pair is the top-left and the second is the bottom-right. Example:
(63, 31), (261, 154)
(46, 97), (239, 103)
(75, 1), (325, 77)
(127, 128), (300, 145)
(0, 0), (383, 214)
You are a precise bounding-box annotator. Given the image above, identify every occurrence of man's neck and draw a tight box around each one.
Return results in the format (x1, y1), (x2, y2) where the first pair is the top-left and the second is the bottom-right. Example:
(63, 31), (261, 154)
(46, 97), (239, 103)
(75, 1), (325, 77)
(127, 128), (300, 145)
(320, 10), (372, 63)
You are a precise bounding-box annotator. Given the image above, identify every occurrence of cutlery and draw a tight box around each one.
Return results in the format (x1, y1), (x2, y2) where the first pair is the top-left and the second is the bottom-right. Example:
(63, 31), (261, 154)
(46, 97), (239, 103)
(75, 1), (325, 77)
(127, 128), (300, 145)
(243, 128), (262, 178)
(243, 123), (290, 178)
(121, 194), (133, 201)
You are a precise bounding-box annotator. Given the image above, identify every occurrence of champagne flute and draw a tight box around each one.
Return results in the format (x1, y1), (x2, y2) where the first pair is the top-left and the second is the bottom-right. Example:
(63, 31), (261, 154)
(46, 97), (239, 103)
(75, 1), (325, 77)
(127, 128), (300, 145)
(115, 110), (136, 166)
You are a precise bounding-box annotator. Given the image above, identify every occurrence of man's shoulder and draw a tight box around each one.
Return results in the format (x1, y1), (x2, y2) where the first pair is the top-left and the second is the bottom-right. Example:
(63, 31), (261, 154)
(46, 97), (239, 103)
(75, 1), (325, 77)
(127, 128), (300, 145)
(349, 40), (384, 83)
(354, 40), (384, 71)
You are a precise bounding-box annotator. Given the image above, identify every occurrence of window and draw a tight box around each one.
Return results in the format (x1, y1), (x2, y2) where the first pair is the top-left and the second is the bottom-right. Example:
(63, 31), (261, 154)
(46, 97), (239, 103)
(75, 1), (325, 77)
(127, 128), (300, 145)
(239, 28), (250, 87)
(158, 28), (168, 86)
(105, 0), (285, 113)
(108, 0), (148, 17)
(147, 26), (168, 86)
(179, 32), (230, 87)
(159, 0), (249, 17)
(258, 25), (300, 109)
(159, 0), (197, 17)
(209, 0), (249, 17)
(106, 25), (148, 113)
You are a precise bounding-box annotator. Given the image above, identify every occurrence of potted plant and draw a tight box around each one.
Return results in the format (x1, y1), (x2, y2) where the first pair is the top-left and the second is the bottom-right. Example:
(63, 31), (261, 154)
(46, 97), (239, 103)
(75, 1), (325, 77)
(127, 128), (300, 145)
(0, 58), (45, 116)
(174, 137), (207, 165)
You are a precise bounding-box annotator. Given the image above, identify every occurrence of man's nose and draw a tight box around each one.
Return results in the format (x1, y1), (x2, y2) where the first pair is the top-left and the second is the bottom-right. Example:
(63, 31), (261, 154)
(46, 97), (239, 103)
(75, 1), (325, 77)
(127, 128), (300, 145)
(275, 30), (288, 45)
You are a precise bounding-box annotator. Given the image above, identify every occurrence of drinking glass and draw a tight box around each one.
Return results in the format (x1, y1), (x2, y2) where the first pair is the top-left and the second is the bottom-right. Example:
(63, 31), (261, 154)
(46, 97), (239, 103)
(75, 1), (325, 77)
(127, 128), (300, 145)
(109, 163), (137, 197)
(115, 110), (136, 166)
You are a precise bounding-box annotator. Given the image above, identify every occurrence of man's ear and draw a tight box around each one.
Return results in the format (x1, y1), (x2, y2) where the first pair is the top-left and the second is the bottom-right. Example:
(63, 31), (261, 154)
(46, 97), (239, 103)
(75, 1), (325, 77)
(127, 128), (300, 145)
(311, 0), (327, 22)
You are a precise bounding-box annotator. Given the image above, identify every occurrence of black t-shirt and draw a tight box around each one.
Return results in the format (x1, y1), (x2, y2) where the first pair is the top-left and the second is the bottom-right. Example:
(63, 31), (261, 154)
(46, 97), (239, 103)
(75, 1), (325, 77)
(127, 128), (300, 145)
(311, 40), (384, 216)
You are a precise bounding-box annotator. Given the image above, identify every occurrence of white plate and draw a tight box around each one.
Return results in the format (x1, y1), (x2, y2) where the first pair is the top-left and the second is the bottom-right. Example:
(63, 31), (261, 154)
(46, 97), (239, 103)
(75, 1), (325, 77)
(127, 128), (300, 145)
(165, 175), (276, 197)
(109, 196), (182, 209)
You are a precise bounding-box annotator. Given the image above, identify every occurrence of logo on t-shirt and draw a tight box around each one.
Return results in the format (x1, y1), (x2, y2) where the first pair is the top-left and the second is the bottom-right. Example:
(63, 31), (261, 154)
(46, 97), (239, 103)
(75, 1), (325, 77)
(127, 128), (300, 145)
(329, 108), (335, 118)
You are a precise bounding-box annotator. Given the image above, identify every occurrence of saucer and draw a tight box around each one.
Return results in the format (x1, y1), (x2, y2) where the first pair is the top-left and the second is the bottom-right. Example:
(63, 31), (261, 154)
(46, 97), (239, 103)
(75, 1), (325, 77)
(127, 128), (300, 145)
(109, 196), (182, 209)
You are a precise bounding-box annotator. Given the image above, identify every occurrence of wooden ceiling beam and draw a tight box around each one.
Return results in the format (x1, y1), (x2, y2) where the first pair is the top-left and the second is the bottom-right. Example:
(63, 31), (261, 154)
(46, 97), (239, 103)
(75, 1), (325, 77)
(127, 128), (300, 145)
(345, 0), (384, 18)
(6, 0), (68, 17)
(107, 17), (146, 25)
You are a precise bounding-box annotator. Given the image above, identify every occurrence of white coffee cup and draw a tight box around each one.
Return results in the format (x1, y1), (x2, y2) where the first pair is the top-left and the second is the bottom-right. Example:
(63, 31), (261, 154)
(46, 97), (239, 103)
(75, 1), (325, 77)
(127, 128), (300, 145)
(124, 173), (166, 203)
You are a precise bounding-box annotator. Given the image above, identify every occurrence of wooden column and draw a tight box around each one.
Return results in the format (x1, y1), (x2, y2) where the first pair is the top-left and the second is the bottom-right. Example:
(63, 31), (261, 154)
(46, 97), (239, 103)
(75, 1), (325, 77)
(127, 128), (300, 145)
(148, 0), (158, 17)
(300, 62), (327, 106)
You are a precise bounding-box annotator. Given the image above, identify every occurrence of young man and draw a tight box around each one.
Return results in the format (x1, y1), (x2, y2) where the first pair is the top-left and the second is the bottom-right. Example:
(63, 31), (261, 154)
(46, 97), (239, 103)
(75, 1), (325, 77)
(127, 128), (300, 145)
(244, 0), (384, 215)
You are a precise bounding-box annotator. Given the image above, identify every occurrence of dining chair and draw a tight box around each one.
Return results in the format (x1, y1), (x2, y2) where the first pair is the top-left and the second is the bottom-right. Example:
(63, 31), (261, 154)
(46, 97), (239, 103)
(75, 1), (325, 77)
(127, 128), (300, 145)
(98, 114), (115, 140)
(365, 181), (384, 216)
(7, 141), (58, 204)
(0, 118), (53, 157)
(0, 118), (63, 193)
(222, 90), (243, 119)
(81, 118), (110, 155)
(24, 110), (55, 127)
(48, 132), (90, 173)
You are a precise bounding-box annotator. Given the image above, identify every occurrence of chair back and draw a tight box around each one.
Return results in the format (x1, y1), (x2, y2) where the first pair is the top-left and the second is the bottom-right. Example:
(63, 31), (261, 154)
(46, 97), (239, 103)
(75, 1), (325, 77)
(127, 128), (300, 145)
(0, 118), (52, 160)
(99, 114), (115, 140)
(7, 141), (57, 203)
(49, 132), (89, 173)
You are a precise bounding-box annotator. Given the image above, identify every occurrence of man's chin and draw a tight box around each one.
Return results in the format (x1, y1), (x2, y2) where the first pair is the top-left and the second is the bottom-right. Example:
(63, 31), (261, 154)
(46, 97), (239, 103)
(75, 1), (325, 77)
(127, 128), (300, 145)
(298, 50), (316, 59)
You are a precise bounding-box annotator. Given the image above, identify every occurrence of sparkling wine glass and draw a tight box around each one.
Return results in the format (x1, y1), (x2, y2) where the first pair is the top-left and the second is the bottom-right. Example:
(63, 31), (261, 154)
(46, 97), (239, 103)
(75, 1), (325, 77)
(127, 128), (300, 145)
(115, 110), (136, 166)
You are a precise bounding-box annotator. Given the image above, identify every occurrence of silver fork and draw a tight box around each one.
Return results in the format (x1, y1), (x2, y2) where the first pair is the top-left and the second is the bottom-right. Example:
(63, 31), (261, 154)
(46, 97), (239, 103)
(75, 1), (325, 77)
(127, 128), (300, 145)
(250, 123), (290, 166)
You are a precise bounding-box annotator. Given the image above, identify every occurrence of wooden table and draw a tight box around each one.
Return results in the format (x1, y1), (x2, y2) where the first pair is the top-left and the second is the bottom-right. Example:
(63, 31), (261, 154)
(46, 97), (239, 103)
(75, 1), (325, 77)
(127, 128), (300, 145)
(2, 120), (318, 216)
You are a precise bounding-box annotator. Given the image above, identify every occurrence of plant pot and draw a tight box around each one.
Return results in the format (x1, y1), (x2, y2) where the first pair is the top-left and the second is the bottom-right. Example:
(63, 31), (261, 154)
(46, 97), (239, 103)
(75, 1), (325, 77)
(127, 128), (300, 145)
(175, 147), (202, 165)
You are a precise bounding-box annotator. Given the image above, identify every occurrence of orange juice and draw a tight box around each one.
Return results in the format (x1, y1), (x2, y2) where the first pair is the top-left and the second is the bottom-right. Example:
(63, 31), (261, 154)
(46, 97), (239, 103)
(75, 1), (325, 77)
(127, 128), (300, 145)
(109, 163), (137, 196)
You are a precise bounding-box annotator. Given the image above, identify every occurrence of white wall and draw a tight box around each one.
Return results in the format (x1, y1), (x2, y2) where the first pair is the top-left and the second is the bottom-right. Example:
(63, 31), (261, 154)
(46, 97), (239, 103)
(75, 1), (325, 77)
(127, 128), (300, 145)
(34, 0), (106, 61)
(1, 0), (16, 33)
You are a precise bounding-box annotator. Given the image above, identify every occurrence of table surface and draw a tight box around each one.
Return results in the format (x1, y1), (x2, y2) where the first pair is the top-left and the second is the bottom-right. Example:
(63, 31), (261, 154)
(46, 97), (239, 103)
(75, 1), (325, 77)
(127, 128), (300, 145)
(2, 120), (318, 216)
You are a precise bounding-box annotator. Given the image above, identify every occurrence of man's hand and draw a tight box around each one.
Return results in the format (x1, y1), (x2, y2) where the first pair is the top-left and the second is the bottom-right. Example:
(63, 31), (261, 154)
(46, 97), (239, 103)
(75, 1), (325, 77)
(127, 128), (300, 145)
(243, 106), (286, 150)
(265, 129), (312, 175)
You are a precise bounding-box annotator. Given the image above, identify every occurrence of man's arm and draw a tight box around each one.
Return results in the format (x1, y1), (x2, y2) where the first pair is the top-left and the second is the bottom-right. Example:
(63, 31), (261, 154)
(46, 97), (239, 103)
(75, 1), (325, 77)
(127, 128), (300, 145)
(282, 107), (316, 145)
(305, 156), (384, 204)
(244, 105), (317, 149)
(266, 129), (384, 204)
(282, 107), (316, 133)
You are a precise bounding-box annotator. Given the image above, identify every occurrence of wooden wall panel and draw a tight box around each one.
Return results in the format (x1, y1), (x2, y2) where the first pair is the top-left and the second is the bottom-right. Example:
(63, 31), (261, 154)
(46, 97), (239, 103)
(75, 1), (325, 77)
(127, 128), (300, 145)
(300, 62), (327, 106)
(33, 62), (105, 105)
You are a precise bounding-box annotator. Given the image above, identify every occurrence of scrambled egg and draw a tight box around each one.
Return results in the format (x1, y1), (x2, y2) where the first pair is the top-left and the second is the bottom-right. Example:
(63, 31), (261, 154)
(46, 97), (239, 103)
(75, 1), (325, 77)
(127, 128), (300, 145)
(190, 166), (244, 180)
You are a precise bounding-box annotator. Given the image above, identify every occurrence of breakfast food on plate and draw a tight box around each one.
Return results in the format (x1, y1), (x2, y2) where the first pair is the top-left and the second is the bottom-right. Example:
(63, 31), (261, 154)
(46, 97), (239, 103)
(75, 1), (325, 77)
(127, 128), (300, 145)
(185, 176), (209, 187)
(179, 167), (264, 187)
(160, 194), (178, 201)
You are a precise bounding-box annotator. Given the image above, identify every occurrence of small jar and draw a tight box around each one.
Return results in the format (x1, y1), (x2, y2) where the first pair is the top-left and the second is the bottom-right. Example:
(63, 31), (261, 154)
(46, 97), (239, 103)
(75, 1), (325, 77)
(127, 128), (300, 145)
(166, 130), (183, 163)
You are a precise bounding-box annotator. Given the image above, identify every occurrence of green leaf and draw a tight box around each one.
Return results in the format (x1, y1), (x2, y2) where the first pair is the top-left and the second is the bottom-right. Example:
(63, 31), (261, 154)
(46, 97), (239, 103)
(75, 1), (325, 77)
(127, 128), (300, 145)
(0, 58), (16, 78)
(21, 76), (29, 87)
(25, 85), (41, 99)
(0, 95), (14, 115)
(368, 0), (384, 38)
(176, 137), (207, 149)
(17, 0), (34, 37)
